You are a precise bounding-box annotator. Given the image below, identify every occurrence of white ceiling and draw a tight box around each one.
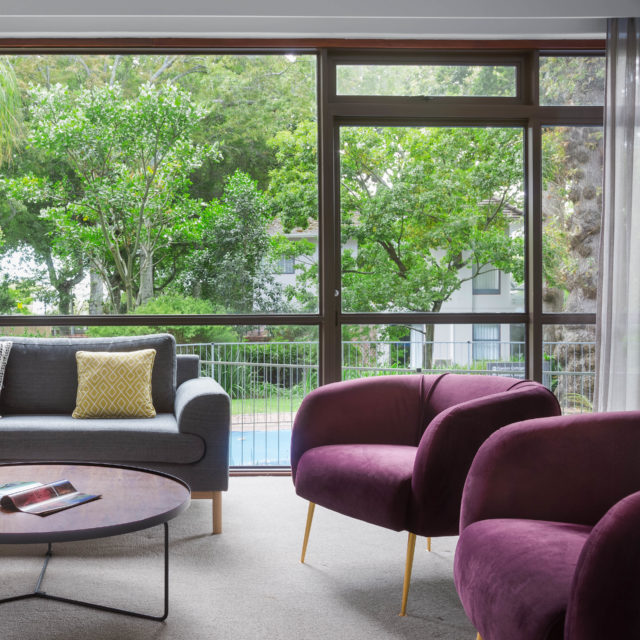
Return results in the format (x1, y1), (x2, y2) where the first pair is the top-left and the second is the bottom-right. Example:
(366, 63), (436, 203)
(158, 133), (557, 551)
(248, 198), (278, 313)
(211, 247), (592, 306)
(0, 0), (637, 40)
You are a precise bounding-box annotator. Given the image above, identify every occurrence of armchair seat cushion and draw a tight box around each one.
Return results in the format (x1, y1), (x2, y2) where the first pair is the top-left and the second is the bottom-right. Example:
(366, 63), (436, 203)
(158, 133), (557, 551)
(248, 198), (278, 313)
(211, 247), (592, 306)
(0, 413), (205, 464)
(295, 444), (417, 531)
(455, 519), (592, 640)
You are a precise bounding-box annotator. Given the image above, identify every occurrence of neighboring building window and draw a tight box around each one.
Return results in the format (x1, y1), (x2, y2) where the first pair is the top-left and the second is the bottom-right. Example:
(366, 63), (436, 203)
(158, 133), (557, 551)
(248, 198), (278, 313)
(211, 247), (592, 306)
(472, 265), (500, 294)
(473, 324), (501, 361)
(278, 257), (295, 274)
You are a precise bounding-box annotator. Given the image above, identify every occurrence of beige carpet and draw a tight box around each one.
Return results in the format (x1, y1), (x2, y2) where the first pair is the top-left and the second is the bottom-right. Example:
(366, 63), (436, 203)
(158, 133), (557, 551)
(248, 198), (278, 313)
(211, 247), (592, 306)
(1, 477), (476, 640)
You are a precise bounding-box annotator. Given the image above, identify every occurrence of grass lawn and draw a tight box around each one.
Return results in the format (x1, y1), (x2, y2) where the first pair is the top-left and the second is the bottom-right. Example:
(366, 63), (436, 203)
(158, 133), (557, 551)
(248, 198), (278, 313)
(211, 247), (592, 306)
(231, 396), (304, 416)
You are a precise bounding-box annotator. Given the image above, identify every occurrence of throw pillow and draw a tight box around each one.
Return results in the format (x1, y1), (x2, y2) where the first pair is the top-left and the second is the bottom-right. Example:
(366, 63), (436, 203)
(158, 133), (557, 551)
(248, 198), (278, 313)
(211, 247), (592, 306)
(73, 349), (157, 419)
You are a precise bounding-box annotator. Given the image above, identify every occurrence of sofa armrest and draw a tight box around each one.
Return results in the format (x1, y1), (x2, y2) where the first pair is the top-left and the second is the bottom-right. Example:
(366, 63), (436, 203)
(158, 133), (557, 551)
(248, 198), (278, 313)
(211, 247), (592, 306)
(409, 385), (560, 535)
(565, 490), (640, 639)
(175, 377), (230, 454)
(291, 375), (430, 479)
(460, 412), (640, 531)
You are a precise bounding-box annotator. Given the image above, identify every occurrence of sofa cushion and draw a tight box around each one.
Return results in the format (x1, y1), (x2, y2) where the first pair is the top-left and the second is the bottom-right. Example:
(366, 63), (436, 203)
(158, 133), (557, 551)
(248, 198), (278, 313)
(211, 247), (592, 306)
(0, 413), (203, 464)
(454, 518), (592, 640)
(73, 349), (157, 418)
(295, 444), (416, 531)
(1, 334), (176, 415)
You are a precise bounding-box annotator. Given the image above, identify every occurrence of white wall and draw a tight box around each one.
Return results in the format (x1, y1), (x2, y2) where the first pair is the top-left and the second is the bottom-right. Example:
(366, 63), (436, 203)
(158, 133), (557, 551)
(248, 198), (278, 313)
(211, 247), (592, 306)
(1, 0), (636, 39)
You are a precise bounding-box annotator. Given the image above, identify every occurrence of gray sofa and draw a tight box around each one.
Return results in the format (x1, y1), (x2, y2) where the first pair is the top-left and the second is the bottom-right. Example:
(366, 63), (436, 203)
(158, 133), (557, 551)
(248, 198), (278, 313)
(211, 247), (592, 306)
(0, 333), (230, 533)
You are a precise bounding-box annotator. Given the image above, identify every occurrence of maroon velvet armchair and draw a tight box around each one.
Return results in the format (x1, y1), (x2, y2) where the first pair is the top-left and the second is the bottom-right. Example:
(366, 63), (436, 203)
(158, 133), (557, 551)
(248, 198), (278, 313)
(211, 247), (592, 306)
(290, 373), (560, 616)
(454, 412), (640, 640)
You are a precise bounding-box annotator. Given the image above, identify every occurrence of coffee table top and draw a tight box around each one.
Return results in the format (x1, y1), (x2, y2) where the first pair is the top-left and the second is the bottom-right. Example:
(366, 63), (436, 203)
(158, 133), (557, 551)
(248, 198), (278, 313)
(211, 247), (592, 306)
(0, 463), (190, 544)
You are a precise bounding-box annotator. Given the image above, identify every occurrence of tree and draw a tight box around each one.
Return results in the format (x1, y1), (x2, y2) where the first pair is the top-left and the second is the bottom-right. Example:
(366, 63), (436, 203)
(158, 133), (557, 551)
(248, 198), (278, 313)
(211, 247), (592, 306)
(0, 57), (22, 165)
(10, 81), (219, 313)
(270, 123), (525, 363)
(86, 294), (237, 343)
(181, 170), (282, 313)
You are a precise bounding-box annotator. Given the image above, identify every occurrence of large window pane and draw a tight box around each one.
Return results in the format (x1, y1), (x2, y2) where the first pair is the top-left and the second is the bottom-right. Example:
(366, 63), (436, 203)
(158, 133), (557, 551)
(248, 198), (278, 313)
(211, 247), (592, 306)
(542, 126), (603, 313)
(339, 126), (524, 314)
(337, 64), (517, 96)
(0, 54), (317, 316)
(342, 324), (525, 378)
(539, 56), (605, 106)
(543, 324), (595, 414)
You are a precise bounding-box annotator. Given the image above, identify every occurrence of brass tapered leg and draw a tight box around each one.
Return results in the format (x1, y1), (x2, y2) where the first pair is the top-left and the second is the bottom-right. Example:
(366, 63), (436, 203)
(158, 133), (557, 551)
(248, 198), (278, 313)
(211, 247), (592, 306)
(399, 532), (417, 616)
(427, 536), (431, 552)
(476, 634), (483, 640)
(301, 502), (315, 563)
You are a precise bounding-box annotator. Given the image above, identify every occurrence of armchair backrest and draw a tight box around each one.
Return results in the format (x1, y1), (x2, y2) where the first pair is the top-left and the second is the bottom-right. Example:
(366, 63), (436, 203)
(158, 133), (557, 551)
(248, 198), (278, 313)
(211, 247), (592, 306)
(410, 377), (561, 536)
(460, 412), (640, 529)
(422, 374), (547, 431)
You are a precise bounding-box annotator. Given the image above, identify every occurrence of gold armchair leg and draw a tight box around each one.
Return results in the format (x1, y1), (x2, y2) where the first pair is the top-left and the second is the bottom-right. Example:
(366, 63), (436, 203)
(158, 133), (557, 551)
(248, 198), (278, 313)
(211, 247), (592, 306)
(301, 502), (315, 563)
(427, 536), (431, 552)
(476, 634), (483, 640)
(399, 532), (417, 616)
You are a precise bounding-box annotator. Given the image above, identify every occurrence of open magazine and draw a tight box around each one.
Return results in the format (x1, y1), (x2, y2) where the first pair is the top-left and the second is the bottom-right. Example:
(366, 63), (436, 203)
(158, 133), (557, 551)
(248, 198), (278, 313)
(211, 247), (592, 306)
(0, 480), (101, 516)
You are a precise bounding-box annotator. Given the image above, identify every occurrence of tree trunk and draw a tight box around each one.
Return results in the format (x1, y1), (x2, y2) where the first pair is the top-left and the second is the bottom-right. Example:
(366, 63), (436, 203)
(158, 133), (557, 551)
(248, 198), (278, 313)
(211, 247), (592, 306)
(138, 246), (154, 307)
(543, 126), (602, 409)
(88, 269), (103, 315)
(421, 323), (434, 372)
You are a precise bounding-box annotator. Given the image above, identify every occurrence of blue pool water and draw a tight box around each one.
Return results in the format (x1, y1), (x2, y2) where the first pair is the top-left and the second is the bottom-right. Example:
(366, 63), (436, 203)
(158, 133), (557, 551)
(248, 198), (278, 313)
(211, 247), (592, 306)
(230, 429), (292, 467)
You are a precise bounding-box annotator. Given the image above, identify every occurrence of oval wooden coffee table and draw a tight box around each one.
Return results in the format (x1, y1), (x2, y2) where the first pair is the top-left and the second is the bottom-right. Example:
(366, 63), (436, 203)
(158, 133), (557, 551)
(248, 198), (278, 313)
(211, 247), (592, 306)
(0, 462), (190, 621)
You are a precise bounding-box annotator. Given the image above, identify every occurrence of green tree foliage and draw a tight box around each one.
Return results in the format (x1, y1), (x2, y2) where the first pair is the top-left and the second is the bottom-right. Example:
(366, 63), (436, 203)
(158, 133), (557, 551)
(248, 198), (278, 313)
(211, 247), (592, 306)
(86, 294), (236, 343)
(0, 57), (22, 165)
(270, 123), (524, 315)
(0, 54), (315, 317)
(9, 82), (219, 313)
(181, 170), (281, 313)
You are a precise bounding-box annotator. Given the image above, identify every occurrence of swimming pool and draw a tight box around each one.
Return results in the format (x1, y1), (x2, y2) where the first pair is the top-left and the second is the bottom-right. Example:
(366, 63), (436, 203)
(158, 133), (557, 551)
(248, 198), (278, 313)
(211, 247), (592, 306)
(230, 429), (292, 467)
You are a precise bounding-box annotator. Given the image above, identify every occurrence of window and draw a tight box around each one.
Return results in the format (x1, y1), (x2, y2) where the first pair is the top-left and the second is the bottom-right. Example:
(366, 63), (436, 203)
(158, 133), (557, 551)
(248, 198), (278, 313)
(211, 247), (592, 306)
(336, 63), (517, 97)
(277, 257), (295, 275)
(472, 324), (501, 362)
(339, 126), (523, 314)
(472, 265), (501, 294)
(0, 45), (604, 466)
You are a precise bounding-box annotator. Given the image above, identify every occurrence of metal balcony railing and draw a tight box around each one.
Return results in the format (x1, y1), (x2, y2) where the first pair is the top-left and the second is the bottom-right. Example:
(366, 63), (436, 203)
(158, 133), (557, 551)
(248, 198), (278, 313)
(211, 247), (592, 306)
(176, 340), (596, 467)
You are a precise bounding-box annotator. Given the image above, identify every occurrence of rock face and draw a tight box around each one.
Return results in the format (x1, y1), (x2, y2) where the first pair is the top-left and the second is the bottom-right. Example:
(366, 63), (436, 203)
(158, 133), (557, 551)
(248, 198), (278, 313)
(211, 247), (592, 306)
(542, 126), (603, 411)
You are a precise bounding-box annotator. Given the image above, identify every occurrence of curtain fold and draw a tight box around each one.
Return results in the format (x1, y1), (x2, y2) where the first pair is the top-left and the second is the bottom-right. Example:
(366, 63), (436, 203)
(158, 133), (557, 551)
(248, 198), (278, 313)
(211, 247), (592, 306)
(596, 18), (640, 411)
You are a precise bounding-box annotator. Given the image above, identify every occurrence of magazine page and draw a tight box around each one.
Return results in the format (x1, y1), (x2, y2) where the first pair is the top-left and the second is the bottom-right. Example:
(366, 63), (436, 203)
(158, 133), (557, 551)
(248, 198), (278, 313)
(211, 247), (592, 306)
(1, 479), (101, 516)
(0, 481), (43, 499)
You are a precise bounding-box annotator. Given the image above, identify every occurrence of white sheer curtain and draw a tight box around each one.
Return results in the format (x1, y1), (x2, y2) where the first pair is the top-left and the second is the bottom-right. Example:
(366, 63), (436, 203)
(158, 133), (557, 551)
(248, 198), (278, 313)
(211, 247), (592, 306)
(596, 18), (640, 411)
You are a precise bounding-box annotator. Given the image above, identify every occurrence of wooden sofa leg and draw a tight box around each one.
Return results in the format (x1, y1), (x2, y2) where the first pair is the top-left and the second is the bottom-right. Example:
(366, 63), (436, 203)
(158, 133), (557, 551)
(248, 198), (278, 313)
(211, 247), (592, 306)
(192, 491), (223, 534)
(212, 491), (222, 534)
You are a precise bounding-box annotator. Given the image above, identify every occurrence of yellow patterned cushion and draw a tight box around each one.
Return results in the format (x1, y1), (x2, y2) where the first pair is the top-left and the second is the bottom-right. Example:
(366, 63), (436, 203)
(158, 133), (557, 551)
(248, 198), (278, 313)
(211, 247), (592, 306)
(72, 349), (157, 419)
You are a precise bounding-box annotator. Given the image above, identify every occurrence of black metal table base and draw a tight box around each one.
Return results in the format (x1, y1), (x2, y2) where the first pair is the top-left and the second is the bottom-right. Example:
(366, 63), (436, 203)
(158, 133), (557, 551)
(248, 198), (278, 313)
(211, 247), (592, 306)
(0, 522), (169, 621)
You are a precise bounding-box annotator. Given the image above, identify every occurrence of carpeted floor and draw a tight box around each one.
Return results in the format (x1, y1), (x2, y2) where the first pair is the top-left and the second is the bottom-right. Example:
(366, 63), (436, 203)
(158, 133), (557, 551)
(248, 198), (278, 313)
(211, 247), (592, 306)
(1, 477), (476, 640)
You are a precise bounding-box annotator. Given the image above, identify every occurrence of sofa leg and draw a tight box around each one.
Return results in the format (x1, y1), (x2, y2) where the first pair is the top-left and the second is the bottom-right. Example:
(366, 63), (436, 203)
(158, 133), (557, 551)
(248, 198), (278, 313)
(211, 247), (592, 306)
(427, 536), (431, 552)
(212, 491), (222, 534)
(192, 491), (223, 534)
(400, 532), (417, 616)
(301, 502), (315, 563)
